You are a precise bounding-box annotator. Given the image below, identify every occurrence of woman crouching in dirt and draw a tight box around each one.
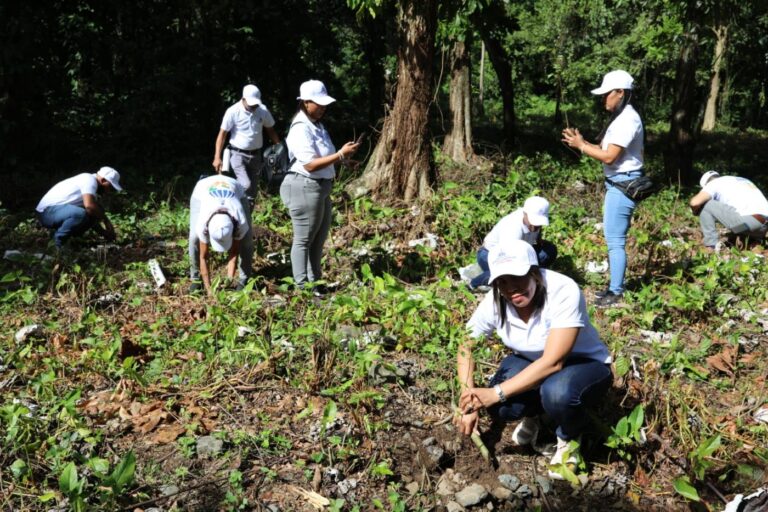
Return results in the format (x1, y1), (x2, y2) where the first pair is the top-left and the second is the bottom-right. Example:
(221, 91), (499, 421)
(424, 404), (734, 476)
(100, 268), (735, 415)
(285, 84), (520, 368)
(454, 240), (612, 479)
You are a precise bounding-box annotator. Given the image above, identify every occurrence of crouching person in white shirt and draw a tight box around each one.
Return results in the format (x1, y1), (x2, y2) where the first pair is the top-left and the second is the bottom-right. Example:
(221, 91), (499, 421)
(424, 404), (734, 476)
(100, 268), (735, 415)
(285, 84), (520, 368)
(188, 175), (252, 295)
(455, 240), (612, 480)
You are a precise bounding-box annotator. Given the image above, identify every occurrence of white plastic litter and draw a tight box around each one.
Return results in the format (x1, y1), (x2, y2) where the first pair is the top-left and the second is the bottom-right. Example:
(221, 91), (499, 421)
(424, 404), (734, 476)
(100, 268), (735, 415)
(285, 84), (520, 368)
(148, 259), (166, 288)
(458, 263), (483, 283)
(754, 408), (768, 424)
(237, 326), (254, 338)
(639, 330), (673, 345)
(723, 487), (767, 512)
(408, 233), (439, 249)
(15, 324), (43, 343)
(585, 260), (609, 273)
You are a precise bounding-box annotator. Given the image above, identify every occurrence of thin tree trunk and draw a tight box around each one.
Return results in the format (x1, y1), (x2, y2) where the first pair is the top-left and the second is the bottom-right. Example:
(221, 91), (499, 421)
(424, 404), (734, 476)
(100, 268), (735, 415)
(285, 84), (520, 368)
(702, 24), (728, 132)
(477, 41), (485, 117)
(346, 0), (437, 203)
(665, 18), (701, 185)
(443, 35), (474, 163)
(478, 30), (515, 146)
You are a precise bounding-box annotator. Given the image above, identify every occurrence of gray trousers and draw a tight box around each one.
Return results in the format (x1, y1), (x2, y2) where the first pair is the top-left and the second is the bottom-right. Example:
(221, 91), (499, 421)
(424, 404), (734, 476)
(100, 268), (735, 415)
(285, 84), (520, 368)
(279, 173), (333, 285)
(188, 197), (254, 284)
(699, 200), (767, 247)
(229, 149), (263, 195)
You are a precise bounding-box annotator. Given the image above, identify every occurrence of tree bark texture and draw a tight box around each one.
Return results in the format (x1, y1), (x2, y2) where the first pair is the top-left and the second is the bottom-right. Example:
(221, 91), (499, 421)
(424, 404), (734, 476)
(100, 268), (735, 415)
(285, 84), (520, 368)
(665, 19), (700, 184)
(347, 0), (437, 203)
(702, 24), (728, 132)
(443, 36), (475, 163)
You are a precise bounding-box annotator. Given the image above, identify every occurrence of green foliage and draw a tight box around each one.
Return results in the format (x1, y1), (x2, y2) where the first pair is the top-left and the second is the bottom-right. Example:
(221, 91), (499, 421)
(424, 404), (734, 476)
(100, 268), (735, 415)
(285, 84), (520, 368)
(605, 405), (646, 460)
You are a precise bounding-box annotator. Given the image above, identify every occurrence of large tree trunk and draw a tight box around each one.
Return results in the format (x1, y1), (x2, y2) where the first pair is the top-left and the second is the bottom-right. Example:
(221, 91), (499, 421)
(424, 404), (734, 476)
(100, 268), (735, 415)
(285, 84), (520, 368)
(664, 18), (701, 185)
(702, 24), (728, 132)
(442, 35), (475, 164)
(346, 0), (437, 202)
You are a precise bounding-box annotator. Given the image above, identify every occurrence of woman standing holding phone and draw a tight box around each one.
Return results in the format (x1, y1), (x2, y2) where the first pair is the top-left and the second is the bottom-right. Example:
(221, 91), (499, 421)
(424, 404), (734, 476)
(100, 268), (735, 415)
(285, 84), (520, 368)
(281, 80), (360, 294)
(562, 70), (644, 307)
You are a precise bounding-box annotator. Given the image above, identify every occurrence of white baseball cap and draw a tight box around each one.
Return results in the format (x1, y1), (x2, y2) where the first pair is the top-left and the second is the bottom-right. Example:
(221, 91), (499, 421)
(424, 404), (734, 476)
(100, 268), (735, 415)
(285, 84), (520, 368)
(208, 213), (234, 252)
(297, 80), (336, 106)
(488, 240), (539, 284)
(242, 84), (262, 106)
(97, 166), (123, 191)
(591, 70), (634, 95)
(700, 170), (720, 188)
(523, 196), (550, 226)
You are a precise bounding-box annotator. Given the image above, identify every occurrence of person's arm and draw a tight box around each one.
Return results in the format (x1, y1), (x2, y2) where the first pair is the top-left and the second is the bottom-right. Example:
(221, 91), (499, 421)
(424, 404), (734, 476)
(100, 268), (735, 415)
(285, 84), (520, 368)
(458, 327), (580, 412)
(199, 242), (213, 295)
(302, 141), (361, 173)
(264, 126), (280, 146)
(225, 239), (240, 282)
(689, 190), (712, 216)
(82, 193), (115, 240)
(562, 128), (624, 165)
(213, 129), (229, 172)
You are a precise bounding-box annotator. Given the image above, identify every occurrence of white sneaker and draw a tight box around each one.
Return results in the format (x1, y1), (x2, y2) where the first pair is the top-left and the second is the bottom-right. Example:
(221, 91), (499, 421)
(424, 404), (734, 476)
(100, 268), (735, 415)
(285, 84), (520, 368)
(511, 416), (539, 446)
(547, 436), (581, 480)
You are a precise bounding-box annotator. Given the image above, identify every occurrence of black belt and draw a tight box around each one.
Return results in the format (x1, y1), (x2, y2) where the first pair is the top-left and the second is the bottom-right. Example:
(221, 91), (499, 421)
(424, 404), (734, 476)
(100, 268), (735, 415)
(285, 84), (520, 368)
(228, 145), (260, 155)
(752, 214), (767, 224)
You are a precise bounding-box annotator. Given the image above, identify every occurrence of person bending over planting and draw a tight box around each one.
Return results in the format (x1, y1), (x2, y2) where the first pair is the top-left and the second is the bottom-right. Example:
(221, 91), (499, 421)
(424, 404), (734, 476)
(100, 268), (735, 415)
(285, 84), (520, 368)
(455, 240), (612, 480)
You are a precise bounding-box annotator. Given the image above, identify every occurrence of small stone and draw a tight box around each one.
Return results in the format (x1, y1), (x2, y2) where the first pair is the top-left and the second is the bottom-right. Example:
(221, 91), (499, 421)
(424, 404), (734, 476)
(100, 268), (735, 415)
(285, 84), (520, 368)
(436, 473), (456, 496)
(491, 487), (513, 501)
(515, 484), (532, 499)
(337, 478), (358, 495)
(405, 481), (420, 495)
(425, 445), (444, 464)
(196, 435), (223, 458)
(422, 436), (436, 446)
(267, 505), (280, 512)
(535, 476), (552, 495)
(160, 484), (179, 496)
(497, 474), (520, 491)
(446, 501), (465, 512)
(455, 483), (488, 507)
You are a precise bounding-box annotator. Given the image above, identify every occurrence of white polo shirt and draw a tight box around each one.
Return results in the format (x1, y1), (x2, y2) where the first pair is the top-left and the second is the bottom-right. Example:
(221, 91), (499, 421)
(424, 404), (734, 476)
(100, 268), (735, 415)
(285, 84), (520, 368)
(221, 101), (276, 151)
(601, 104), (644, 177)
(704, 176), (768, 216)
(483, 209), (540, 250)
(466, 269), (611, 364)
(191, 176), (249, 243)
(286, 111), (337, 180)
(36, 173), (99, 213)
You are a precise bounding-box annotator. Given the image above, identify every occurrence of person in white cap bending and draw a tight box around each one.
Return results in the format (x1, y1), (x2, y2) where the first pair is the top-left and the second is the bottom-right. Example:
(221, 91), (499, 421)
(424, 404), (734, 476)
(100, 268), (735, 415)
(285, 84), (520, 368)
(36, 166), (123, 248)
(279, 79), (361, 294)
(561, 70), (644, 307)
(456, 240), (612, 481)
(213, 84), (281, 195)
(469, 196), (557, 290)
(690, 170), (768, 250)
(188, 174), (253, 295)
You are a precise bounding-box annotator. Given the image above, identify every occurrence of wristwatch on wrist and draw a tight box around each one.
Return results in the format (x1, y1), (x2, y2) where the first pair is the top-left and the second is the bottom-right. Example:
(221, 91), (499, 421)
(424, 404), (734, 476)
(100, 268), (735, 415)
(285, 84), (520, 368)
(494, 384), (507, 403)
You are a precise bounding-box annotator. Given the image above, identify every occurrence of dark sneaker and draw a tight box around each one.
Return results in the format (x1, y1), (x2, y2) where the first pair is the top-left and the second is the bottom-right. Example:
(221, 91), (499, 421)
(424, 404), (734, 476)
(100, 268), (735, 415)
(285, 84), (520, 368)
(594, 291), (623, 308)
(189, 281), (203, 293)
(311, 284), (330, 297)
(593, 288), (611, 299)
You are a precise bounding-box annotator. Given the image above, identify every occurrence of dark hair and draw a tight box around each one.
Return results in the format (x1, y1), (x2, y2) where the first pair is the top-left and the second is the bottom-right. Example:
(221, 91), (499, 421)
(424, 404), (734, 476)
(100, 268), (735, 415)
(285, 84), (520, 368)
(596, 89), (633, 143)
(492, 266), (547, 326)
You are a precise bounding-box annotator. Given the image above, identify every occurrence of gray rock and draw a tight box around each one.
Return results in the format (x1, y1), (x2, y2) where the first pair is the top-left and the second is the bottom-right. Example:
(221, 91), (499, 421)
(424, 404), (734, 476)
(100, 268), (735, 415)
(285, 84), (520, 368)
(535, 475), (552, 495)
(497, 474), (520, 491)
(455, 483), (488, 507)
(422, 436), (436, 446)
(337, 478), (357, 495)
(436, 474), (456, 496)
(490, 487), (513, 501)
(446, 501), (465, 512)
(267, 505), (280, 512)
(196, 435), (223, 458)
(425, 445), (444, 464)
(515, 484), (532, 499)
(160, 484), (179, 496)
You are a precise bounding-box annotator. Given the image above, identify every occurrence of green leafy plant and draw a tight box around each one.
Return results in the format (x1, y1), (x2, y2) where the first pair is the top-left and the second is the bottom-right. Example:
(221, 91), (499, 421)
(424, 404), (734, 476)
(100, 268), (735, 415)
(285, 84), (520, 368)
(605, 404), (646, 460)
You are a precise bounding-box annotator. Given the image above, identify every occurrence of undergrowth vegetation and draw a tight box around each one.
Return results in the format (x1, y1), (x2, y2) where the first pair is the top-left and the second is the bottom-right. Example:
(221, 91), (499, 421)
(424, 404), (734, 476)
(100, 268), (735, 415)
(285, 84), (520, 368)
(2, 147), (768, 511)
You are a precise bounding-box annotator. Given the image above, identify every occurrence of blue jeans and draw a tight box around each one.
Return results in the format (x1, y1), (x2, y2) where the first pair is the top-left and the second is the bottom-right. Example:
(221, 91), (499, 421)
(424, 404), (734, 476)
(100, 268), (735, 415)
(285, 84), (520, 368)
(38, 204), (95, 247)
(604, 173), (640, 294)
(470, 241), (558, 289)
(488, 354), (612, 441)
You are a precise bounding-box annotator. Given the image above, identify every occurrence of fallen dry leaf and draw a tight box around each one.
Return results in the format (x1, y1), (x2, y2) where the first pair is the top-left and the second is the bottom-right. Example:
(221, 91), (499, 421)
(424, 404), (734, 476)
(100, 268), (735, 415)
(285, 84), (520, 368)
(151, 423), (185, 444)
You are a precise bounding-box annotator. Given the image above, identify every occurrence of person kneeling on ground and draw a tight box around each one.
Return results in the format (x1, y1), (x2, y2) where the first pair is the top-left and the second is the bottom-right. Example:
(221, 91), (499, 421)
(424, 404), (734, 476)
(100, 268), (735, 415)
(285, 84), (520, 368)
(469, 196), (557, 291)
(189, 175), (253, 295)
(455, 240), (612, 480)
(690, 170), (768, 251)
(36, 166), (123, 249)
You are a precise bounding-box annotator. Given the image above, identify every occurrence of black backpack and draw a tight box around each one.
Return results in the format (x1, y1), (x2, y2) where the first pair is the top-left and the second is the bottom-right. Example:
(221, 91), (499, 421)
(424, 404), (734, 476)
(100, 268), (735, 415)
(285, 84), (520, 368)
(261, 142), (290, 192)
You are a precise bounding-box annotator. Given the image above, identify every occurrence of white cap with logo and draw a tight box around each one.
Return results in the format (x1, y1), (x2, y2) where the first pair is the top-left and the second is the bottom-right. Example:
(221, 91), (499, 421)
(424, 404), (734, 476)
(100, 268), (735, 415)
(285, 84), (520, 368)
(523, 196), (550, 226)
(297, 80), (336, 106)
(700, 170), (720, 188)
(242, 84), (262, 106)
(488, 240), (539, 284)
(208, 213), (234, 252)
(591, 70), (634, 95)
(97, 166), (123, 191)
